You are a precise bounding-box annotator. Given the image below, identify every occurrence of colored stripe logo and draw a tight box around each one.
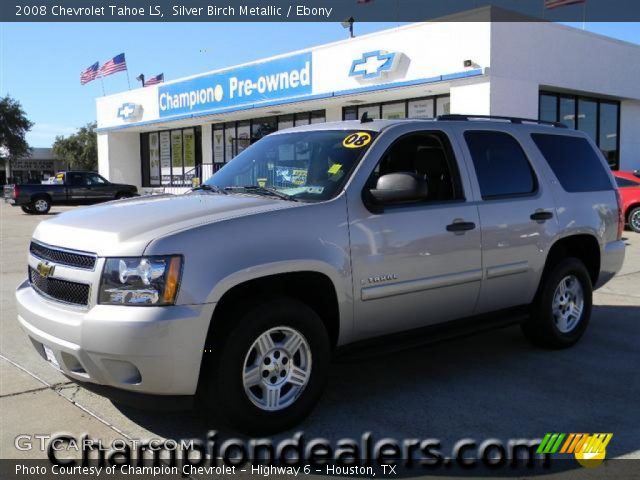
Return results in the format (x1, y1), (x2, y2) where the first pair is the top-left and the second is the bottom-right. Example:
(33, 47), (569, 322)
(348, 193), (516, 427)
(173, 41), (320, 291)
(537, 433), (612, 455)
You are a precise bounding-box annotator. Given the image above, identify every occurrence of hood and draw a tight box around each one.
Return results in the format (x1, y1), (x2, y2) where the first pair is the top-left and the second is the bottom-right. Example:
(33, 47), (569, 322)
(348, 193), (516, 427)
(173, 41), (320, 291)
(33, 193), (298, 256)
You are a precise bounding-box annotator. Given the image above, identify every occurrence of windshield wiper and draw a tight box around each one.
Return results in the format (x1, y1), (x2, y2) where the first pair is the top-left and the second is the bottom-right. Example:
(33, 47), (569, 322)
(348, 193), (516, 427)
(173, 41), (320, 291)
(191, 184), (227, 194)
(223, 185), (297, 202)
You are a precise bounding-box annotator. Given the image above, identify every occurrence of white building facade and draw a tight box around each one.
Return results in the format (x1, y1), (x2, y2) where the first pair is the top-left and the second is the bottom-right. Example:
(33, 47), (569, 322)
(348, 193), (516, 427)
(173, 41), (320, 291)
(96, 13), (640, 191)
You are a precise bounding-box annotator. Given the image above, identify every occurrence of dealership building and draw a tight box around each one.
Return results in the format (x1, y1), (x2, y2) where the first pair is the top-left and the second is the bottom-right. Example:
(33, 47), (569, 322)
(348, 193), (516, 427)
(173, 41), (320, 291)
(95, 7), (640, 192)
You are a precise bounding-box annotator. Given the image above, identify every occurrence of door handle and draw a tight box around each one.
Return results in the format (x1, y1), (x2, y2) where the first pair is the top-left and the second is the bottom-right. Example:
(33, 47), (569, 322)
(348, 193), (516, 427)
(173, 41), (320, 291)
(530, 211), (553, 221)
(446, 221), (476, 233)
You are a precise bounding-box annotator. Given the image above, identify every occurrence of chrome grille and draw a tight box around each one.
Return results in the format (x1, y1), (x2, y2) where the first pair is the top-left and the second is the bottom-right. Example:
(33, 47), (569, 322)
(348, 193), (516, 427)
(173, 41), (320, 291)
(29, 267), (90, 306)
(30, 242), (96, 270)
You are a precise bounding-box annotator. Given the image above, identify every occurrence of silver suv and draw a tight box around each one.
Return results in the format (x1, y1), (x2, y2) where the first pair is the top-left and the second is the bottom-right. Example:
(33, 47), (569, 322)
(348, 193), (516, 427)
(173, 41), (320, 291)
(16, 116), (625, 433)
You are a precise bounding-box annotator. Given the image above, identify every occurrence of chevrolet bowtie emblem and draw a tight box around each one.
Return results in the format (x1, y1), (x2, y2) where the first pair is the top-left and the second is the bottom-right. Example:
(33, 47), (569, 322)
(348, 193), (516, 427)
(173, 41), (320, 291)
(36, 261), (55, 278)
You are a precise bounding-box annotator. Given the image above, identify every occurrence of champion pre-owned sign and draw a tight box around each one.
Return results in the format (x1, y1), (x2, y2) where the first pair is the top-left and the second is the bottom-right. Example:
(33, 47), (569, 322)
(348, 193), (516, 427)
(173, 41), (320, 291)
(158, 53), (311, 117)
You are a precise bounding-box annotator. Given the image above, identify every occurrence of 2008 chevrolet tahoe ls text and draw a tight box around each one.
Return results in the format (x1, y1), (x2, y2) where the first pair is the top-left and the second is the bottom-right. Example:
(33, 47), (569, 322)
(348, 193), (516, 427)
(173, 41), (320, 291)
(16, 116), (625, 433)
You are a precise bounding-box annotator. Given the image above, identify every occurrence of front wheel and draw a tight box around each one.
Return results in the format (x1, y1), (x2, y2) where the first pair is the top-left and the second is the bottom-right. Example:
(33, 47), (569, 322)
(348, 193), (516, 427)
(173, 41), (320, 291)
(629, 207), (640, 233)
(32, 197), (51, 214)
(522, 258), (592, 349)
(202, 298), (330, 434)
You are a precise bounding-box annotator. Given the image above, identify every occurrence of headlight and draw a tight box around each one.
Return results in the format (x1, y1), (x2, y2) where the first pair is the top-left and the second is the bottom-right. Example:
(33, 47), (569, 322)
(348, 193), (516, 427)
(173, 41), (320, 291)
(99, 256), (182, 306)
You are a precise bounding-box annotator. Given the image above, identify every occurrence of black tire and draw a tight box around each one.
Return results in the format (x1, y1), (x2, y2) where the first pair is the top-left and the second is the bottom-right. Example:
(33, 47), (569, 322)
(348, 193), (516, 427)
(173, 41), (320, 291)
(201, 297), (330, 435)
(115, 193), (131, 200)
(629, 206), (640, 233)
(522, 258), (592, 349)
(21, 205), (35, 214)
(31, 196), (51, 215)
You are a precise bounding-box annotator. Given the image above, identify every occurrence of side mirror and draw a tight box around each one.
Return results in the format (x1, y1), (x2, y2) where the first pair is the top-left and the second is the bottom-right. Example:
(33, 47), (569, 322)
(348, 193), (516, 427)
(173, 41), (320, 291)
(369, 172), (428, 204)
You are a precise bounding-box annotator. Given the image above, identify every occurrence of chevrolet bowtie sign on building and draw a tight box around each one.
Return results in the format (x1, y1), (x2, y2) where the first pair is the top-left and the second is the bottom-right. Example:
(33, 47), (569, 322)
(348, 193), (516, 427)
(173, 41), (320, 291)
(117, 103), (143, 122)
(349, 50), (402, 80)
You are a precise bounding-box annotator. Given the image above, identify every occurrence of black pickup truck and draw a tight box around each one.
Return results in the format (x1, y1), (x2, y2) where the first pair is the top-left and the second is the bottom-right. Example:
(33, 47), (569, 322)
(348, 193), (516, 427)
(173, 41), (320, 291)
(5, 171), (138, 214)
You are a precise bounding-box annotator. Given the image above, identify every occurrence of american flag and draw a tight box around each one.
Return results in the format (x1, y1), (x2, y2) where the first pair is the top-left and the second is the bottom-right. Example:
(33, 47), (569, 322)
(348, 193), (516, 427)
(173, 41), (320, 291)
(99, 53), (127, 77)
(144, 73), (164, 87)
(80, 62), (99, 85)
(545, 0), (586, 9)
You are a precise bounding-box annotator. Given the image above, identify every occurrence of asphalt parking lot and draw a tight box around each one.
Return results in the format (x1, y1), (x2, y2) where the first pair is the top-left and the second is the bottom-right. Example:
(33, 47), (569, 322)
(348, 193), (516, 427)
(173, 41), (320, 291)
(1, 202), (639, 474)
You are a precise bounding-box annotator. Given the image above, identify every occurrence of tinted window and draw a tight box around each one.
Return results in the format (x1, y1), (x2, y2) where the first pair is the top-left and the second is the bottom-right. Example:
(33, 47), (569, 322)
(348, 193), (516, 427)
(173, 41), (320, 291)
(539, 94), (558, 123)
(66, 173), (84, 186)
(531, 134), (612, 192)
(616, 177), (640, 188)
(369, 132), (463, 203)
(559, 97), (576, 129)
(464, 131), (536, 199)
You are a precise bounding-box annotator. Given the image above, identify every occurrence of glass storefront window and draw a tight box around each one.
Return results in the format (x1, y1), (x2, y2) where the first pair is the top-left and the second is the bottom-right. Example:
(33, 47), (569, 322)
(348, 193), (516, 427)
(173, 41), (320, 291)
(577, 98), (597, 142)
(408, 99), (434, 118)
(310, 110), (326, 124)
(343, 107), (358, 121)
(170, 130), (184, 183)
(236, 121), (251, 156)
(211, 110), (326, 166)
(382, 102), (406, 119)
(148, 133), (161, 185)
(539, 94), (558, 123)
(358, 105), (380, 120)
(559, 96), (576, 129)
(436, 97), (451, 116)
(159, 131), (171, 185)
(225, 124), (235, 161)
(539, 91), (620, 170)
(252, 117), (277, 142)
(278, 114), (294, 130)
(599, 102), (619, 168)
(212, 126), (224, 164)
(294, 114), (310, 126)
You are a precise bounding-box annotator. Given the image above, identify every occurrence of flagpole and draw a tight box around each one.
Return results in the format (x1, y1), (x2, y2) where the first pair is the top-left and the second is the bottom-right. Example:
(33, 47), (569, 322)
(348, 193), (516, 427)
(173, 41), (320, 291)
(99, 75), (106, 96)
(581, 1), (587, 30)
(126, 69), (131, 90)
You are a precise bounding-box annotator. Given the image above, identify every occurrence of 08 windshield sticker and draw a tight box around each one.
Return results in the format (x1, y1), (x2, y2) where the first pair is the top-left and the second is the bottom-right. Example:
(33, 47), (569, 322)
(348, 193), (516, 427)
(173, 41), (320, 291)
(342, 132), (372, 149)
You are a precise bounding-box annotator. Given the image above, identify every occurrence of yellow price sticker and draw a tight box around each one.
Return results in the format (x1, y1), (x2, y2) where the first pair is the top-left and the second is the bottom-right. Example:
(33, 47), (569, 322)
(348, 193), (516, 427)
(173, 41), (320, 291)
(328, 164), (342, 175)
(342, 132), (372, 149)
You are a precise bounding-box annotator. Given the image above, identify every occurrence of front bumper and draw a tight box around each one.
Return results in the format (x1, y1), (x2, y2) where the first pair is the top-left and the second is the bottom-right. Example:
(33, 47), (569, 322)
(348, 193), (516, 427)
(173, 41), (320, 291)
(16, 279), (215, 396)
(595, 239), (626, 289)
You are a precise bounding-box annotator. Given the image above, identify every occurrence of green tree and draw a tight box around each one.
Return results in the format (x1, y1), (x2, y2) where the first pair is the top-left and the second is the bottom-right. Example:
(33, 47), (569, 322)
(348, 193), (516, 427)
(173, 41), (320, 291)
(0, 95), (33, 169)
(52, 122), (98, 170)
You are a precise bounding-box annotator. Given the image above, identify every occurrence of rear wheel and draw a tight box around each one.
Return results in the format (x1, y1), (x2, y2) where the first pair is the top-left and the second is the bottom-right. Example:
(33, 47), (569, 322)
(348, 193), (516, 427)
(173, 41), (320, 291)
(522, 258), (592, 349)
(202, 298), (330, 434)
(629, 207), (640, 233)
(20, 205), (35, 214)
(32, 197), (51, 215)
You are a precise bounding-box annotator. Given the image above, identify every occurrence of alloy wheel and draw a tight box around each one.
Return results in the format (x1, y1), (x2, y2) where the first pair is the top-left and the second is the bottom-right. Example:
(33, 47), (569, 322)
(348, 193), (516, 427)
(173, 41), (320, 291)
(242, 326), (312, 411)
(552, 275), (584, 333)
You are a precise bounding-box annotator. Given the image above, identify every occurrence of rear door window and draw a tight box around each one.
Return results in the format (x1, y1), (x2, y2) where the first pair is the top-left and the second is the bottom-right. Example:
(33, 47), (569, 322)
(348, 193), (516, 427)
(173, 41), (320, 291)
(464, 131), (537, 199)
(531, 134), (613, 192)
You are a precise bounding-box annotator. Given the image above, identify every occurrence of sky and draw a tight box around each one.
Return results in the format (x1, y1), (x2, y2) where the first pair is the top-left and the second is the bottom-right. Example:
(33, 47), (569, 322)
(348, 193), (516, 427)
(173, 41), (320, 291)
(1, 21), (639, 147)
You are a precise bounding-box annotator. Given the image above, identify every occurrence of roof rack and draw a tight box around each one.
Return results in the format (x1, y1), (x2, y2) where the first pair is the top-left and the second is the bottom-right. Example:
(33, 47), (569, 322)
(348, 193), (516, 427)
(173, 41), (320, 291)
(437, 114), (567, 128)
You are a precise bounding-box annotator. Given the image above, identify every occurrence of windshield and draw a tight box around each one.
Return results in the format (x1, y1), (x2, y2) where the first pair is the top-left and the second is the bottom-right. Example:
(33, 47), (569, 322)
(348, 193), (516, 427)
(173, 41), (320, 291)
(204, 130), (376, 202)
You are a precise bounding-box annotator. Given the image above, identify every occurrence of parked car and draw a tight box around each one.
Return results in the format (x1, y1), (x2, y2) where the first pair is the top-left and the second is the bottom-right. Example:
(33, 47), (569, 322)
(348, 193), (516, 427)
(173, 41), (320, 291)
(5, 171), (138, 214)
(16, 116), (625, 434)
(613, 170), (640, 233)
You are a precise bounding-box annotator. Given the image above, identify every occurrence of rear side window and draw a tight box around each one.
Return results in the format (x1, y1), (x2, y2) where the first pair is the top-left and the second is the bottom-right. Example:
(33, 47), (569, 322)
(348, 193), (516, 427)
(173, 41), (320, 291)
(531, 134), (612, 192)
(464, 131), (537, 199)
